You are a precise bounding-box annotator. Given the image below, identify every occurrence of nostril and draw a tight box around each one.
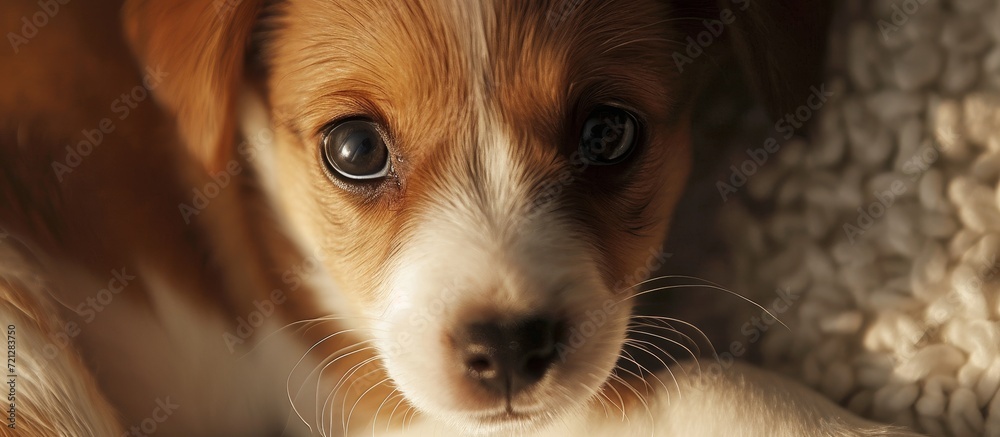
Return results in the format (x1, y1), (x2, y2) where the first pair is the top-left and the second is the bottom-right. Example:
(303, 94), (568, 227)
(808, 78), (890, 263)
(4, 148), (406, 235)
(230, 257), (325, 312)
(465, 354), (496, 378)
(456, 316), (566, 395)
(522, 351), (556, 379)
(519, 321), (559, 375)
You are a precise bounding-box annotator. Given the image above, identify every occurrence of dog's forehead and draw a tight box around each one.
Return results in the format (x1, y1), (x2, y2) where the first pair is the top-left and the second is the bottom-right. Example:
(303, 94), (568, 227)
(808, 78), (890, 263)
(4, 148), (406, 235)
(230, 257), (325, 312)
(273, 0), (678, 139)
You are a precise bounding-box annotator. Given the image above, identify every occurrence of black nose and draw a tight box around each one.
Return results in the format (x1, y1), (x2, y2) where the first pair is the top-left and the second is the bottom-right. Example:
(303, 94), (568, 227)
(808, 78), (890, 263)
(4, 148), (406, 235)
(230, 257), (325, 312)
(457, 317), (561, 396)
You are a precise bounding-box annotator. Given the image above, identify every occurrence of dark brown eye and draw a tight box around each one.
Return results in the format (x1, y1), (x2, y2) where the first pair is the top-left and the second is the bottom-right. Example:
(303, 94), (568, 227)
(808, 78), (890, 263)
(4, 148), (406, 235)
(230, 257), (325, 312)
(321, 119), (390, 180)
(579, 106), (639, 165)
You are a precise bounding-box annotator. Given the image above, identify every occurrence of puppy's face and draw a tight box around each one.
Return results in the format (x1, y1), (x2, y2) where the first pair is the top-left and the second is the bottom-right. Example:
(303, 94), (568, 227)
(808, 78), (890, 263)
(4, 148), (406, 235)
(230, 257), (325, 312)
(255, 0), (692, 432)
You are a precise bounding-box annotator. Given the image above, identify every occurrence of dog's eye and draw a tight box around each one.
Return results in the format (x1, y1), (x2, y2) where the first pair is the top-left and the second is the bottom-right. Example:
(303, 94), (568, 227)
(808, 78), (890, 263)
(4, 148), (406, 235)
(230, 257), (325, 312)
(579, 107), (639, 165)
(321, 119), (390, 180)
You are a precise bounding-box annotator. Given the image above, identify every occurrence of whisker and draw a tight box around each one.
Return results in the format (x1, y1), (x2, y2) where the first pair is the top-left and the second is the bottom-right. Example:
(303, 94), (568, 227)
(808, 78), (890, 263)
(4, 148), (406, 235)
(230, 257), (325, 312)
(584, 382), (613, 419)
(238, 314), (384, 360)
(622, 340), (682, 403)
(285, 328), (364, 431)
(623, 284), (786, 329)
(615, 370), (656, 432)
(317, 349), (378, 410)
(619, 350), (666, 437)
(236, 317), (325, 361)
(626, 323), (699, 362)
(384, 392), (409, 434)
(578, 362), (630, 423)
(607, 372), (649, 427)
(603, 373), (630, 424)
(370, 388), (398, 437)
(622, 337), (682, 372)
(344, 376), (391, 436)
(618, 349), (653, 394)
(305, 344), (379, 433)
(629, 315), (702, 354)
(403, 404), (418, 432)
(621, 278), (790, 331)
(630, 315), (717, 361)
(314, 351), (380, 436)
(616, 273), (727, 294)
(324, 358), (379, 436)
(616, 349), (659, 397)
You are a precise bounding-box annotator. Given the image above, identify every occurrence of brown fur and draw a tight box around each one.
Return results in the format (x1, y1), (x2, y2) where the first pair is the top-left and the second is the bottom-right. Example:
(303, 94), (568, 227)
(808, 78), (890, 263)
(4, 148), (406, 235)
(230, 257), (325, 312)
(0, 0), (830, 433)
(0, 243), (122, 436)
(1, 0), (388, 433)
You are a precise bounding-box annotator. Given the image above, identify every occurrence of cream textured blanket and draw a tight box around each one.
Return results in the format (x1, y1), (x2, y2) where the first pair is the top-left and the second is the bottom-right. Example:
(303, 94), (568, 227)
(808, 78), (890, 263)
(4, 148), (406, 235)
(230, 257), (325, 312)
(715, 0), (1000, 435)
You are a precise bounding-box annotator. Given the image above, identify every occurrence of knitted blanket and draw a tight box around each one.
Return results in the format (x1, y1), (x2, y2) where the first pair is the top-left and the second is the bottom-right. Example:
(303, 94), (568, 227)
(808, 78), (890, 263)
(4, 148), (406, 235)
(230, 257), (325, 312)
(711, 0), (1000, 435)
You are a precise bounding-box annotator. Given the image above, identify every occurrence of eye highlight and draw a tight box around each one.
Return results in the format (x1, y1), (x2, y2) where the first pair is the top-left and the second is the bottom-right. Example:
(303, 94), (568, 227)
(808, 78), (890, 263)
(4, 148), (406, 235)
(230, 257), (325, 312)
(321, 119), (391, 180)
(579, 106), (640, 165)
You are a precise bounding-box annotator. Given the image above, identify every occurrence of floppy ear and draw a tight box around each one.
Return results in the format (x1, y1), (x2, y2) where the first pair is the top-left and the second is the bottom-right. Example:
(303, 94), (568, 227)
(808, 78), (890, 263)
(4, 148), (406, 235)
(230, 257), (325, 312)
(122, 0), (265, 173)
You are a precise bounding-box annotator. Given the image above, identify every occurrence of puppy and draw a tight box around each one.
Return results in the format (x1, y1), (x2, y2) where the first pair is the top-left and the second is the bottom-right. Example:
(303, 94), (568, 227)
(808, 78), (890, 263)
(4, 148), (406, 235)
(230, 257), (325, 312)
(1, 0), (921, 435)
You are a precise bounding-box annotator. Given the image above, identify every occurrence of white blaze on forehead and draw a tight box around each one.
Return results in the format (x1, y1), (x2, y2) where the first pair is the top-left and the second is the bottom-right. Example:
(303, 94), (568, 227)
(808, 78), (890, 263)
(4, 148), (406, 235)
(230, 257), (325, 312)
(445, 0), (494, 76)
(378, 0), (592, 317)
(449, 0), (533, 244)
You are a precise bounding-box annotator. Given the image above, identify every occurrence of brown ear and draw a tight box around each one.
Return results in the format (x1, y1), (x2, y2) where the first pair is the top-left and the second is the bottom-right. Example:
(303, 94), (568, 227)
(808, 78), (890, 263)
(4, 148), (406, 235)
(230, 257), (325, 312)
(122, 0), (264, 172)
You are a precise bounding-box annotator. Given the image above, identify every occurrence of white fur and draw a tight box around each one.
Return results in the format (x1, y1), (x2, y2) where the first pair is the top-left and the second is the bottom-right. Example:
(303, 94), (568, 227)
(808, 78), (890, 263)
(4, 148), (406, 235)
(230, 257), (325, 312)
(377, 362), (920, 437)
